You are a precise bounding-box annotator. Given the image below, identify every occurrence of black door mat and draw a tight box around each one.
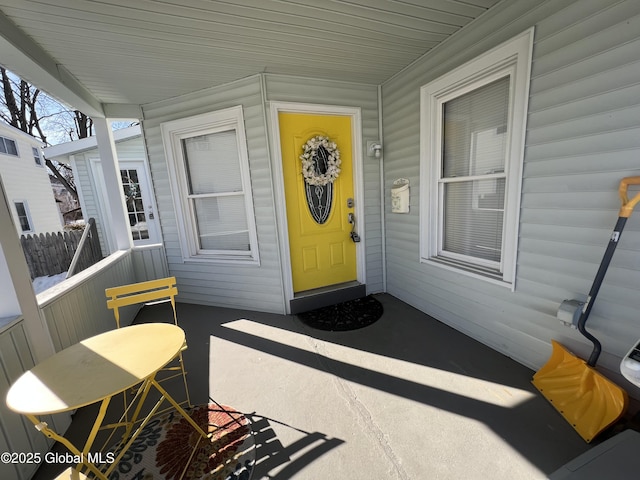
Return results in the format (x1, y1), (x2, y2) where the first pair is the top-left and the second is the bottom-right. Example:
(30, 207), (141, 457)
(296, 295), (383, 331)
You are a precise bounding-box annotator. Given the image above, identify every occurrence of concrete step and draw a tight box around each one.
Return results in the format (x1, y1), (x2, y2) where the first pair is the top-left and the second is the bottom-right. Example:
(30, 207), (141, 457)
(289, 282), (366, 314)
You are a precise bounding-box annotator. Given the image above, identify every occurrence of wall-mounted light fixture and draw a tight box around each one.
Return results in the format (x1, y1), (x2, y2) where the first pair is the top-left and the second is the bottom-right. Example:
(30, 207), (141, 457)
(367, 141), (383, 159)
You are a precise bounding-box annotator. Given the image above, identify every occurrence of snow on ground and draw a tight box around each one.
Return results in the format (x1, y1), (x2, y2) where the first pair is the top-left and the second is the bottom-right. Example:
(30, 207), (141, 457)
(33, 272), (68, 294)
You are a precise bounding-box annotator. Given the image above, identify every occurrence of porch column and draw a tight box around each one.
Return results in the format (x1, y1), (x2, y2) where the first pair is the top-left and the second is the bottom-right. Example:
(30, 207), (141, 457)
(0, 179), (55, 362)
(94, 117), (133, 251)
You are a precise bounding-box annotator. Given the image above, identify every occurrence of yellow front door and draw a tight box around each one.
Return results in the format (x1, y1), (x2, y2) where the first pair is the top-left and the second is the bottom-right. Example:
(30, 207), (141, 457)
(279, 112), (357, 292)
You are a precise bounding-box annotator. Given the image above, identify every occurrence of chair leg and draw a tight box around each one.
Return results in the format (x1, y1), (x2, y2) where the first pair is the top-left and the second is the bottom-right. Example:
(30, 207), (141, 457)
(178, 349), (192, 408)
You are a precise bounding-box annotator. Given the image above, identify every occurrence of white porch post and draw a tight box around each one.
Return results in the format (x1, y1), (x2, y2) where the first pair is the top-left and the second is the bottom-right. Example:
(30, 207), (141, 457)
(0, 179), (55, 362)
(94, 117), (133, 251)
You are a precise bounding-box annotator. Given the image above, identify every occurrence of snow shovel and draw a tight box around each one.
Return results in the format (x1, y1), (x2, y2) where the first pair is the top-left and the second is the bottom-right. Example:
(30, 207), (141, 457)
(532, 176), (640, 442)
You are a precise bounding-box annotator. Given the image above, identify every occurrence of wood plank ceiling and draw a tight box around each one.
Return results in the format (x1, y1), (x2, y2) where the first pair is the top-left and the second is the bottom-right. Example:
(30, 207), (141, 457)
(0, 0), (501, 106)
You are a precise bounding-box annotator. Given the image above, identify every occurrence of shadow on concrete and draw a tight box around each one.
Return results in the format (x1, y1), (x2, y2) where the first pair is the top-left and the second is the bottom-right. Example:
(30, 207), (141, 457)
(244, 413), (344, 480)
(33, 294), (599, 479)
(171, 294), (596, 476)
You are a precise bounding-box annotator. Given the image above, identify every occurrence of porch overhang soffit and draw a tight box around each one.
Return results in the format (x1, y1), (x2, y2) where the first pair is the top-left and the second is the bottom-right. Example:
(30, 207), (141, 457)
(0, 9), (104, 118)
(0, 9), (141, 119)
(0, 1), (501, 110)
(0, 9), (136, 251)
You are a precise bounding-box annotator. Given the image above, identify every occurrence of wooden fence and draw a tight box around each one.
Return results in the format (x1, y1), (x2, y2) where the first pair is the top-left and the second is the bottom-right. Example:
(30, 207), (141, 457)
(20, 218), (103, 280)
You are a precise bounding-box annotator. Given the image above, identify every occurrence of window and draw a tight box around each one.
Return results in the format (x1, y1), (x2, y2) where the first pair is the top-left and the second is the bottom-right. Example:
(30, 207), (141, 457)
(420, 29), (534, 285)
(161, 106), (259, 263)
(0, 136), (18, 156)
(32, 147), (43, 166)
(14, 201), (33, 232)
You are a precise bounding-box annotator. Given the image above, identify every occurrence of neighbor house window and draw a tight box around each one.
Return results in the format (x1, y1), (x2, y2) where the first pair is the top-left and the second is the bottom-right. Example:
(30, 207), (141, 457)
(32, 147), (43, 166)
(14, 201), (33, 232)
(420, 29), (534, 286)
(0, 136), (18, 156)
(161, 106), (259, 264)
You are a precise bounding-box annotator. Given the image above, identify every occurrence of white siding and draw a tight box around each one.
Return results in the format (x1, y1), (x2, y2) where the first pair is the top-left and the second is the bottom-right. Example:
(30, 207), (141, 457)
(142, 74), (384, 313)
(69, 135), (147, 255)
(38, 251), (136, 351)
(143, 76), (286, 313)
(70, 153), (107, 252)
(0, 319), (69, 480)
(131, 244), (170, 283)
(382, 0), (640, 395)
(0, 125), (62, 236)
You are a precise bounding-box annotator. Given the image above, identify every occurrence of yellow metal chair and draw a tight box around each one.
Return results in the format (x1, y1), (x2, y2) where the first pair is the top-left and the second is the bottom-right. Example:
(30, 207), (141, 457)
(105, 276), (191, 408)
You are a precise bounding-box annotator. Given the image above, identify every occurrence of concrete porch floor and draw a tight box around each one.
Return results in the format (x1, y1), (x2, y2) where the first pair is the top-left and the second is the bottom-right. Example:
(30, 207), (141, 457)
(34, 293), (620, 479)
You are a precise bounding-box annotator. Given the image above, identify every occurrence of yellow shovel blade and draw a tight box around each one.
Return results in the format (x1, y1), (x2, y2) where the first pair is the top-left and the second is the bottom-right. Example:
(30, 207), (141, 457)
(532, 340), (628, 442)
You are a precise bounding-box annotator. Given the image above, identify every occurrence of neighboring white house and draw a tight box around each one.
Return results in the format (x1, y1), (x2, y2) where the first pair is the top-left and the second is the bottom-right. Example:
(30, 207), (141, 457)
(44, 125), (162, 254)
(0, 122), (62, 236)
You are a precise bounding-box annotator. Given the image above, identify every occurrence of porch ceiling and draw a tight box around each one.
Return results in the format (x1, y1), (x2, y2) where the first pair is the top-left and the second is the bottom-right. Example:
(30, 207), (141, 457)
(0, 0), (501, 112)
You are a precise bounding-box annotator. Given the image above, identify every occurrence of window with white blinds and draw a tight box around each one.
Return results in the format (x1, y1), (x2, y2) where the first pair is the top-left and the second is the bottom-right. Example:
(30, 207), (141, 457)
(441, 77), (509, 267)
(162, 106), (259, 263)
(420, 29), (533, 286)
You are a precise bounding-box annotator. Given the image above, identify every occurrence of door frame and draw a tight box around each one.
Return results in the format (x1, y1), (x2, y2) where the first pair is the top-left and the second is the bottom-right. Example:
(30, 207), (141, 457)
(270, 102), (366, 312)
(90, 158), (162, 250)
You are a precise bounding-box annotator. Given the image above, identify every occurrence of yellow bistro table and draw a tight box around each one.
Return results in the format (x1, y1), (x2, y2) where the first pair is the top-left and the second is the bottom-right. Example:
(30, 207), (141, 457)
(6, 323), (208, 480)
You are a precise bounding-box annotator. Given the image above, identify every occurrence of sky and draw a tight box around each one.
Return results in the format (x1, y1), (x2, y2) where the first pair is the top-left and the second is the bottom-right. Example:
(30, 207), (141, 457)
(1, 68), (132, 145)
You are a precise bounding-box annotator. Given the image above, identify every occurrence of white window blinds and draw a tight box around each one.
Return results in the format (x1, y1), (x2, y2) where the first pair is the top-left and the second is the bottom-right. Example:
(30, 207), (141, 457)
(440, 76), (509, 265)
(182, 131), (250, 252)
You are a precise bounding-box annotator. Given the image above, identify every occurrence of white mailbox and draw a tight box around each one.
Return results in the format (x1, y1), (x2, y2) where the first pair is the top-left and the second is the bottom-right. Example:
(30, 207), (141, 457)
(391, 178), (410, 214)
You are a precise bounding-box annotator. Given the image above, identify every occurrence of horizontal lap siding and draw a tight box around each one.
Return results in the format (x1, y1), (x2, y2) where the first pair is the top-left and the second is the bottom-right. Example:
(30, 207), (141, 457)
(143, 74), (383, 314)
(71, 152), (108, 253)
(72, 137), (146, 255)
(39, 252), (136, 350)
(142, 76), (286, 313)
(522, 0), (640, 369)
(1, 133), (61, 235)
(264, 75), (384, 293)
(382, 0), (640, 391)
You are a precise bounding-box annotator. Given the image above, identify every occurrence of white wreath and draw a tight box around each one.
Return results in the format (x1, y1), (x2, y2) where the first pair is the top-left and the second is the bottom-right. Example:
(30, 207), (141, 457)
(300, 135), (341, 186)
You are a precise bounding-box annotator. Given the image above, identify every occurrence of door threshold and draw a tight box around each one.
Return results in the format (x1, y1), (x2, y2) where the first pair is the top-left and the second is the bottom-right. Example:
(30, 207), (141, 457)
(290, 282), (366, 314)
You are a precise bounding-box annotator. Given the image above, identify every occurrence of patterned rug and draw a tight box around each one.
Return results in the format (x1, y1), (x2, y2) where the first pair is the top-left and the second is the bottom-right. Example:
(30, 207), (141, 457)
(106, 404), (254, 480)
(296, 295), (384, 331)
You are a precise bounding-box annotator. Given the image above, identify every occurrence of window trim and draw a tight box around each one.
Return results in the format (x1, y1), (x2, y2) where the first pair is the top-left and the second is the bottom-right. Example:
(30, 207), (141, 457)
(161, 106), (260, 264)
(32, 146), (43, 166)
(14, 200), (34, 233)
(419, 28), (534, 287)
(0, 136), (19, 157)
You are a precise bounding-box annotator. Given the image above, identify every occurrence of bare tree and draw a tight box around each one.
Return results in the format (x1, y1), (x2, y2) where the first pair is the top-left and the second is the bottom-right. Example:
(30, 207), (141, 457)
(74, 111), (93, 140)
(0, 67), (94, 202)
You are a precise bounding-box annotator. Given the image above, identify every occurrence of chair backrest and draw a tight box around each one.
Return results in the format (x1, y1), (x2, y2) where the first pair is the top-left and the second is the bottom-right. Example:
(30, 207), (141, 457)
(106, 276), (178, 328)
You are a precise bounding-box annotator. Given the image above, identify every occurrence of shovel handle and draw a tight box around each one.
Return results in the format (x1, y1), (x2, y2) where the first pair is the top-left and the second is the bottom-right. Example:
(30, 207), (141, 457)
(619, 176), (640, 218)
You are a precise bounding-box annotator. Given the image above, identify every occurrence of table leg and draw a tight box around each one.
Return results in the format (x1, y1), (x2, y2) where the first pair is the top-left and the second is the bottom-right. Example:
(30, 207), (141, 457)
(81, 395), (111, 461)
(27, 411), (109, 480)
